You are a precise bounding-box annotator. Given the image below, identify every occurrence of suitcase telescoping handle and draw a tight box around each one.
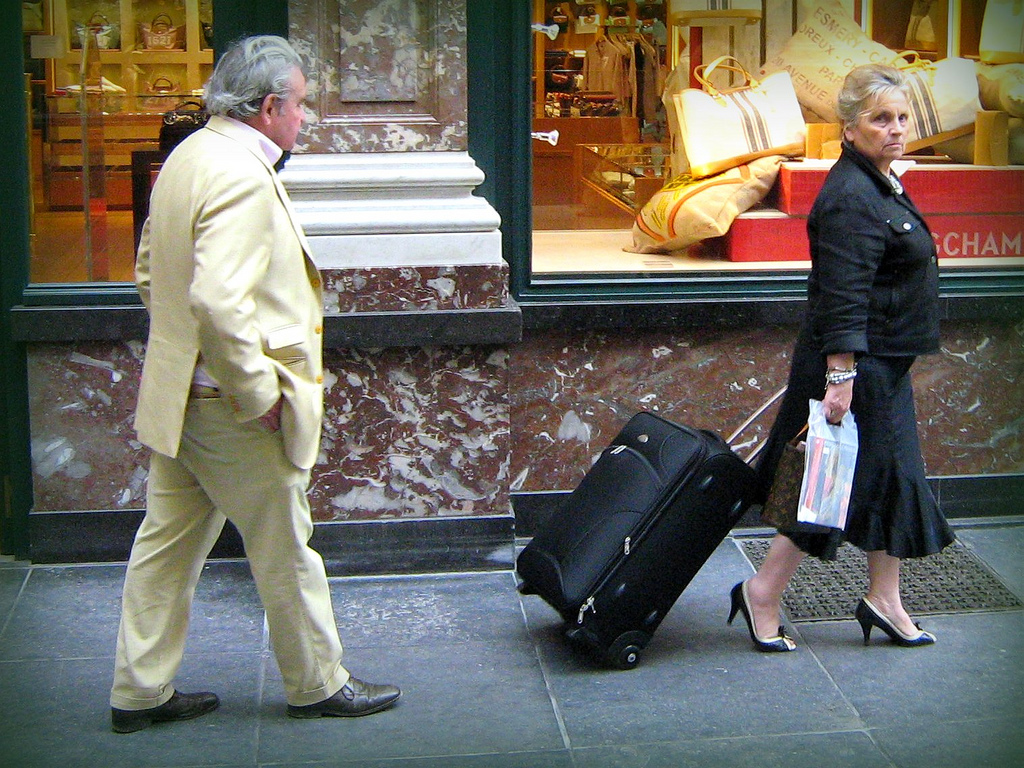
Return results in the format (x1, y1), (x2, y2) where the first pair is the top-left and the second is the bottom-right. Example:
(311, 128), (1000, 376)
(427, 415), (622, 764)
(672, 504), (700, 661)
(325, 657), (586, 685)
(726, 385), (786, 465)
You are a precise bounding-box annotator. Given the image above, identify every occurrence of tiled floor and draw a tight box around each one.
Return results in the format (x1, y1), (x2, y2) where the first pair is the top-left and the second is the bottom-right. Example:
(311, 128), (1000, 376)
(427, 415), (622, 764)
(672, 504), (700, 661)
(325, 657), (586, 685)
(1, 522), (1022, 768)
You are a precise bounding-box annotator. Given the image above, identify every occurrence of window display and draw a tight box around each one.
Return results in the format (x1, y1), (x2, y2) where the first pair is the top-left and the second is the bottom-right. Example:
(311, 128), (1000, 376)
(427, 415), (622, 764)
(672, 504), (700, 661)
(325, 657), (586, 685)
(26, 0), (213, 283)
(530, 0), (1024, 279)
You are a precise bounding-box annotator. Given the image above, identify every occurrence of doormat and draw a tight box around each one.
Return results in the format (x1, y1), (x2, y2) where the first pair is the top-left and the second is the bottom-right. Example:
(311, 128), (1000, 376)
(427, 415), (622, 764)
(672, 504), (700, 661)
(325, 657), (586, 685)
(737, 538), (1023, 622)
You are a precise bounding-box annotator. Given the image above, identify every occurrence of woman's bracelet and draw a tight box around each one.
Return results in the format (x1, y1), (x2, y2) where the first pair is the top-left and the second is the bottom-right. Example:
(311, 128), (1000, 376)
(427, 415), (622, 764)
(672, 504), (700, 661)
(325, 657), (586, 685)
(825, 365), (857, 386)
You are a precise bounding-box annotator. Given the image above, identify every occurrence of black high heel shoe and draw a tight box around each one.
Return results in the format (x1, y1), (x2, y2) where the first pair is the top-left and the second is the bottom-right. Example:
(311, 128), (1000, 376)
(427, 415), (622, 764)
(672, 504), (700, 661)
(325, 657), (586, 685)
(855, 597), (936, 647)
(728, 581), (797, 652)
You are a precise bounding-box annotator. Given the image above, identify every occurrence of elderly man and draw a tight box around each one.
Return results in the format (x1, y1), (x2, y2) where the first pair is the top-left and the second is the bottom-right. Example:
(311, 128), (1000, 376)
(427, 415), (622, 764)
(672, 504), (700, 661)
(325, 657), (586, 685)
(110, 35), (400, 734)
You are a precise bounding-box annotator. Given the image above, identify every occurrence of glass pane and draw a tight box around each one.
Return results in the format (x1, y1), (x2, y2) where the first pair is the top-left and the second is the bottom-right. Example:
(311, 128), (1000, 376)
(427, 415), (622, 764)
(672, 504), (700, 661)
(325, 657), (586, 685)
(26, 0), (213, 284)
(870, 0), (949, 58)
(526, 1), (1024, 284)
(531, 2), (669, 274)
(528, 1), (799, 278)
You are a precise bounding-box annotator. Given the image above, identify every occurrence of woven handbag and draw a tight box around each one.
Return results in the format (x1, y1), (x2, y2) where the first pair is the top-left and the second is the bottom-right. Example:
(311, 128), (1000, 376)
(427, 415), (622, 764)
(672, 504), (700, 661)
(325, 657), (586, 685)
(139, 13), (185, 50)
(630, 155), (782, 254)
(980, 0), (1024, 64)
(892, 53), (983, 146)
(759, 0), (895, 123)
(671, 55), (805, 179)
(759, 425), (807, 530)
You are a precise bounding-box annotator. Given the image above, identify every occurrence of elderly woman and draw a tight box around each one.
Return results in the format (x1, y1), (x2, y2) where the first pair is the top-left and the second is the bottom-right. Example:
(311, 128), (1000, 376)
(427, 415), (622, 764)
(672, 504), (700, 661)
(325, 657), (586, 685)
(730, 64), (954, 652)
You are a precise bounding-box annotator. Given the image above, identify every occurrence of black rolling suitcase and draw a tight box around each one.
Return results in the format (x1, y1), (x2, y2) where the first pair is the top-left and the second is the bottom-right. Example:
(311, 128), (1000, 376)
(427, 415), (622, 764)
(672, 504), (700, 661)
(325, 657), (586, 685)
(516, 411), (760, 669)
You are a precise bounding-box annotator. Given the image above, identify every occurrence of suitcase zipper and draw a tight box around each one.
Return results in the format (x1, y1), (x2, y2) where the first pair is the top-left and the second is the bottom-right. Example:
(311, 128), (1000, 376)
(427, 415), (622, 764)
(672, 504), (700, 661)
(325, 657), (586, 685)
(576, 422), (711, 621)
(577, 595), (596, 624)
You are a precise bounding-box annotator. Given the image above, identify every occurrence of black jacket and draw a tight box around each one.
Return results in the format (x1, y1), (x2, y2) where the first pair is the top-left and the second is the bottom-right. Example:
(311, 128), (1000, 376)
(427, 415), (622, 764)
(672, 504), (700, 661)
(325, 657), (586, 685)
(805, 143), (940, 357)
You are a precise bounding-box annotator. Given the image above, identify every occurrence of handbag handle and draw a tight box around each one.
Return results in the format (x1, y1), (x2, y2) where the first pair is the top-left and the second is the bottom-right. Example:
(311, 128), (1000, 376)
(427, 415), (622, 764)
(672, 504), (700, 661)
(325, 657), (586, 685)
(151, 13), (173, 32)
(890, 50), (937, 86)
(87, 13), (109, 27)
(171, 99), (204, 111)
(747, 422), (808, 465)
(891, 50), (936, 75)
(694, 55), (761, 99)
(150, 76), (175, 93)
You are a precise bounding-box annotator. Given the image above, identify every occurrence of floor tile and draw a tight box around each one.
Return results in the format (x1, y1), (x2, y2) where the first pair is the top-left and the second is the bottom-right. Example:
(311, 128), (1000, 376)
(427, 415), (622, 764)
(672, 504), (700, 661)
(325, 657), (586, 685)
(269, 752), (573, 768)
(327, 570), (526, 648)
(955, 525), (1024, 598)
(0, 565), (124, 661)
(0, 523), (1018, 767)
(257, 640), (564, 764)
(572, 730), (889, 768)
(181, 560), (266, 654)
(871, 715), (1024, 768)
(0, 566), (28, 627)
(0, 653), (261, 768)
(797, 610), (1024, 728)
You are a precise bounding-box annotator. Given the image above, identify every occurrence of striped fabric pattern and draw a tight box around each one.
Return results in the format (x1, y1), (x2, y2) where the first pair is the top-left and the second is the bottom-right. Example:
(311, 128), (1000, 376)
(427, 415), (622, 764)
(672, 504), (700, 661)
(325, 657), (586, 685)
(905, 71), (942, 141)
(727, 89), (773, 152)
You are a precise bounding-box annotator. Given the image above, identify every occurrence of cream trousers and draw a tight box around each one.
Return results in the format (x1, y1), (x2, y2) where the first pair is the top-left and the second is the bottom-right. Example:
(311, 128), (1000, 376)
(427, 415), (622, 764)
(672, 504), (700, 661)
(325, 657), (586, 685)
(110, 397), (348, 710)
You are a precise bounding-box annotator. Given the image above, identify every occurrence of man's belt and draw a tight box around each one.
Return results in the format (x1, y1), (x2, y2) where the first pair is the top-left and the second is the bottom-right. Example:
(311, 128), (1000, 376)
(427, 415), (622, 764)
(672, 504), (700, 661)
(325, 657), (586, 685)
(189, 383), (221, 399)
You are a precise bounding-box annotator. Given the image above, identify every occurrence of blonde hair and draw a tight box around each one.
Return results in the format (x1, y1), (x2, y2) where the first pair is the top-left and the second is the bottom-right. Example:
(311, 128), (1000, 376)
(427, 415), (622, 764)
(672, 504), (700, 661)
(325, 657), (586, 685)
(836, 64), (911, 133)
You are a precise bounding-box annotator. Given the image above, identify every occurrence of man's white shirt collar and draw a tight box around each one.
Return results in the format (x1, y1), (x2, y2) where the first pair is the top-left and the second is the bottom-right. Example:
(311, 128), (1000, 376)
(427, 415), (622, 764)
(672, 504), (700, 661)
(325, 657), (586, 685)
(223, 116), (283, 168)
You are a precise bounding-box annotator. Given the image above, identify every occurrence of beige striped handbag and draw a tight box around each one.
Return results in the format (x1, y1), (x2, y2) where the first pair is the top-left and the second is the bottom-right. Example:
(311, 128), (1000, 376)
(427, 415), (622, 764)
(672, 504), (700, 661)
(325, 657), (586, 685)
(893, 53), (982, 145)
(670, 55), (805, 179)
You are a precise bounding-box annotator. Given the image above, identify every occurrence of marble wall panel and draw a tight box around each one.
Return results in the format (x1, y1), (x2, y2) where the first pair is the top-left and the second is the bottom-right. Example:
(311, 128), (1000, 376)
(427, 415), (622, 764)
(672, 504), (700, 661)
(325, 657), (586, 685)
(508, 321), (1024, 493)
(290, 0), (468, 153)
(310, 345), (511, 520)
(26, 320), (1022, 516)
(27, 341), (148, 512)
(28, 341), (511, 522)
(322, 263), (509, 313)
(509, 325), (796, 493)
(915, 321), (1024, 476)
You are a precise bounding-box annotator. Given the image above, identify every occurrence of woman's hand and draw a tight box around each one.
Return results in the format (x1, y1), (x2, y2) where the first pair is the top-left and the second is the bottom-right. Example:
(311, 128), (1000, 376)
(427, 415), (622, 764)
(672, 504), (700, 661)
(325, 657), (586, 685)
(823, 379), (853, 424)
(824, 352), (855, 424)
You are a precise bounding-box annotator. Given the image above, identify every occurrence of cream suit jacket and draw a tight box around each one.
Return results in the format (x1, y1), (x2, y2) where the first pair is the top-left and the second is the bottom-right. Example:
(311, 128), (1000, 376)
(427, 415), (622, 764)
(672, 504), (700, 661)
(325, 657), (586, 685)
(134, 115), (324, 470)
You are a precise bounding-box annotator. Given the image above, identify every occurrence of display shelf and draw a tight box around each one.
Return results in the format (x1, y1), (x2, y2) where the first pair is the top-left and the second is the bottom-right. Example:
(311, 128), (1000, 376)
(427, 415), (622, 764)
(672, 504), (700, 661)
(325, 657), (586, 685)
(41, 1), (211, 211)
(577, 142), (670, 212)
(49, 0), (213, 95)
(43, 93), (164, 209)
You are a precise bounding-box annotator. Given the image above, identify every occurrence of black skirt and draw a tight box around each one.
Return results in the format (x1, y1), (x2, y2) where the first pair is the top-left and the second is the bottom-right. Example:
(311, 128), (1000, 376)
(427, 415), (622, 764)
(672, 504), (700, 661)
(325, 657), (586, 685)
(756, 328), (954, 561)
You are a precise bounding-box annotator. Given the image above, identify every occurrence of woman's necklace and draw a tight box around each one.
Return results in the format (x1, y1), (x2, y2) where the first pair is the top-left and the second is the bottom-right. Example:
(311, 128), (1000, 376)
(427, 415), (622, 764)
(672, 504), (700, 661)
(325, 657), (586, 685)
(888, 172), (904, 195)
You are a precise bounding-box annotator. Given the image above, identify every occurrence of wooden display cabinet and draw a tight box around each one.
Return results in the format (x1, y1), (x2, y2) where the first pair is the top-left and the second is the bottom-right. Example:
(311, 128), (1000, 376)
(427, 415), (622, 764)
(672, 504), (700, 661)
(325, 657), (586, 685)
(42, 94), (168, 209)
(531, 2), (669, 212)
(42, 0), (212, 210)
(49, 0), (213, 100)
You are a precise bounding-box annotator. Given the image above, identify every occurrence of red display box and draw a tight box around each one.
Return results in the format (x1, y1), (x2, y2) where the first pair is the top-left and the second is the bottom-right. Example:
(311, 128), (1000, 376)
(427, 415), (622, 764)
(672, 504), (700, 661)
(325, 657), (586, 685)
(724, 211), (807, 262)
(777, 161), (1024, 216)
(725, 209), (1024, 262)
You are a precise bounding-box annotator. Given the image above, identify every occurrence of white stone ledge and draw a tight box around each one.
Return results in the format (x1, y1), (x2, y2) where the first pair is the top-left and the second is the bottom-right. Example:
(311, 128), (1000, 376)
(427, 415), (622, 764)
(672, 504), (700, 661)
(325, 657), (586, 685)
(311, 231), (504, 269)
(281, 152), (503, 258)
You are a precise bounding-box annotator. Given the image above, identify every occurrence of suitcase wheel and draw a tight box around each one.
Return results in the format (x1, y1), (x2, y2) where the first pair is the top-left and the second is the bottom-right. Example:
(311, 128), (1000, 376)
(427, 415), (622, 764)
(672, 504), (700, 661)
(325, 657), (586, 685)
(607, 631), (648, 670)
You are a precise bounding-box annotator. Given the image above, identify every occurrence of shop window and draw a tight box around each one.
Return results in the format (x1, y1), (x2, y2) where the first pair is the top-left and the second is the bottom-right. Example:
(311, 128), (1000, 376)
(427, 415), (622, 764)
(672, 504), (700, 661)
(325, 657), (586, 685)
(531, 1), (689, 277)
(524, 0), (1024, 291)
(24, 0), (213, 284)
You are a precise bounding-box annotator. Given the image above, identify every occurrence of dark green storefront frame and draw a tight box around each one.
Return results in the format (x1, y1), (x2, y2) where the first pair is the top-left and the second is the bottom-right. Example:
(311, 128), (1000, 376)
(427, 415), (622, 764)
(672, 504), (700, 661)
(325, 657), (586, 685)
(0, 2), (289, 557)
(2, 1), (1022, 557)
(1, 1), (32, 558)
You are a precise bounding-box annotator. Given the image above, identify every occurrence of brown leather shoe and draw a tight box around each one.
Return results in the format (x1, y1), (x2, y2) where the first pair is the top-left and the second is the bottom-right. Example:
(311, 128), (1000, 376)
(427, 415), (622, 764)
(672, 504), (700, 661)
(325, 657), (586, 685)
(111, 690), (220, 733)
(287, 677), (401, 719)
